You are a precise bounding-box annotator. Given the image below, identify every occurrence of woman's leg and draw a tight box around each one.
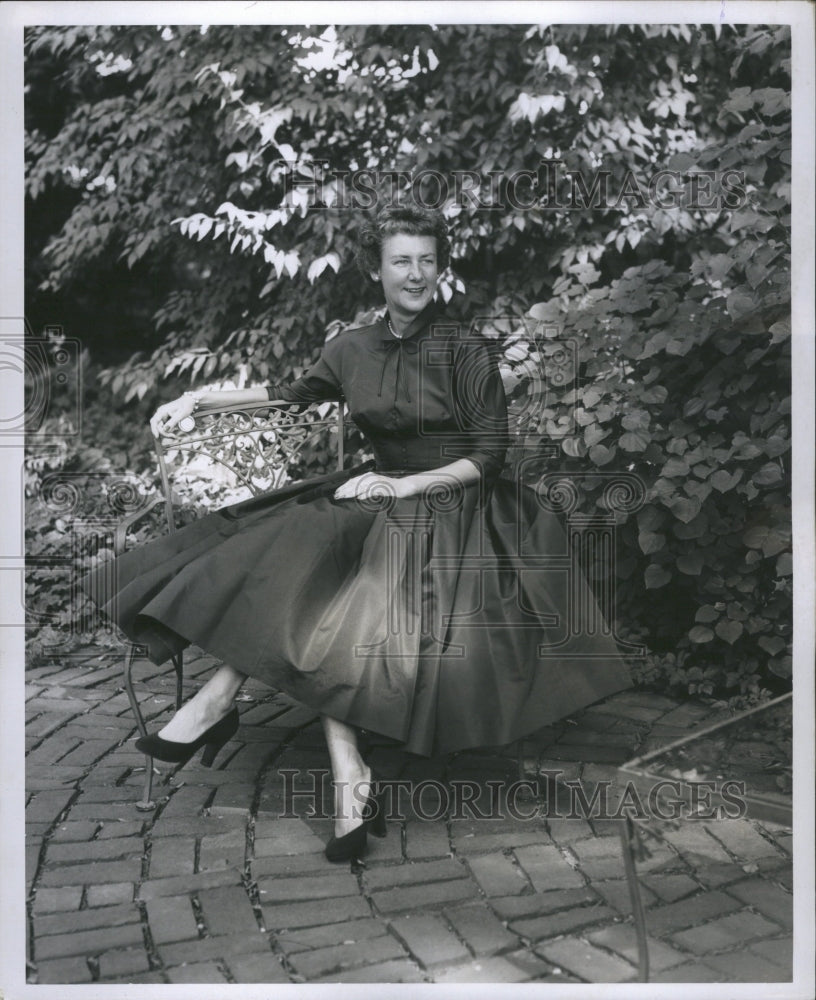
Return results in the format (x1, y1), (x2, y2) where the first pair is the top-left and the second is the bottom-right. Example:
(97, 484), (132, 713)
(158, 664), (246, 742)
(321, 714), (371, 838)
(155, 675), (371, 835)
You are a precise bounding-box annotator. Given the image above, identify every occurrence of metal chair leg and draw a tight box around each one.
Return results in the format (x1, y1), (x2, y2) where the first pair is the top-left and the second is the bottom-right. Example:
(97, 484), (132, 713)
(123, 643), (148, 738)
(138, 754), (156, 811)
(620, 815), (649, 982)
(123, 643), (157, 810)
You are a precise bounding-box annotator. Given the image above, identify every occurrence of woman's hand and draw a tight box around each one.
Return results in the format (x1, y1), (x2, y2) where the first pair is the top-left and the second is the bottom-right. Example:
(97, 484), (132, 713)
(150, 396), (197, 437)
(333, 473), (418, 503)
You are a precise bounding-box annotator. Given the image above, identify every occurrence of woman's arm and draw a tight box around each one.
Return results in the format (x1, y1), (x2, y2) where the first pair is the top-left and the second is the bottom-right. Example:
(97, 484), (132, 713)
(150, 340), (345, 436)
(451, 338), (510, 487)
(399, 458), (482, 494)
(150, 386), (270, 436)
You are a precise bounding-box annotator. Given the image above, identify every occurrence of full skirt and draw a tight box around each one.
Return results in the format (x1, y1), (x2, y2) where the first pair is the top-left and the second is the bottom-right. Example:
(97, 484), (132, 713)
(82, 467), (632, 756)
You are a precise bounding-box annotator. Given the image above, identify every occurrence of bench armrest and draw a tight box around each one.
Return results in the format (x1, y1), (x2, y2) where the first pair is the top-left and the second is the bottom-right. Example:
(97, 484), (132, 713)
(149, 399), (346, 534)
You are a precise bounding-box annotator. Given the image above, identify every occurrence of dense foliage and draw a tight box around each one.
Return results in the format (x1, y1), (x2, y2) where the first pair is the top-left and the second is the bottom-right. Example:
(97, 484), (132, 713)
(25, 23), (791, 704)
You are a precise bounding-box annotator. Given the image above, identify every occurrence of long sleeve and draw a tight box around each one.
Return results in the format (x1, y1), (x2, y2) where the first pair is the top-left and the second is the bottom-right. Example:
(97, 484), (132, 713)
(451, 338), (509, 485)
(264, 346), (344, 404)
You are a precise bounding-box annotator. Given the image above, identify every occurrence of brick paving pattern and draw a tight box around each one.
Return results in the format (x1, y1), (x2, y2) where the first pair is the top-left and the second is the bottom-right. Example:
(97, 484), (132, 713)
(24, 648), (794, 985)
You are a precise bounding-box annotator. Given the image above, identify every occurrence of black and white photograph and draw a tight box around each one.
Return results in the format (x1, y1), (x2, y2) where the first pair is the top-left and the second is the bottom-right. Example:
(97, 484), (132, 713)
(1, 1), (813, 996)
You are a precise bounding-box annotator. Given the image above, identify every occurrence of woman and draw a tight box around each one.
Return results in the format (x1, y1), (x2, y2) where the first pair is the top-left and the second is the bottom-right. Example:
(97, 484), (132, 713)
(83, 203), (632, 862)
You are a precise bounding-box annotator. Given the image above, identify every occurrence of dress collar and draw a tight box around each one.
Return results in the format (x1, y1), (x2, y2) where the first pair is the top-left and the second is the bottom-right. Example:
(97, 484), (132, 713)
(374, 300), (443, 402)
(379, 299), (441, 344)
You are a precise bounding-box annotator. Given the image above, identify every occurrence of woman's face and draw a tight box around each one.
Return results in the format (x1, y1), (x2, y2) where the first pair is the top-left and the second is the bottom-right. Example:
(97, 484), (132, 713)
(372, 233), (439, 325)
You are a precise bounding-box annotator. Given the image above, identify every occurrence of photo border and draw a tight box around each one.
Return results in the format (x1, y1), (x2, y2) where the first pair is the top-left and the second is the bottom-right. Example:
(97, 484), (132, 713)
(2, 3), (813, 999)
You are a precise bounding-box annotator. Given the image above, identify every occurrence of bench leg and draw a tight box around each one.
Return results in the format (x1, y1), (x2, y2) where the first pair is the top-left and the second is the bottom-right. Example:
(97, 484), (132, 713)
(137, 755), (156, 811)
(123, 646), (186, 810)
(123, 644), (147, 738)
(620, 815), (650, 982)
(123, 643), (157, 810)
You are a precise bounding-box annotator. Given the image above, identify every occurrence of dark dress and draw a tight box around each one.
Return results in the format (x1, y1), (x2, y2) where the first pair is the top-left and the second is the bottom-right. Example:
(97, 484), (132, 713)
(82, 301), (632, 757)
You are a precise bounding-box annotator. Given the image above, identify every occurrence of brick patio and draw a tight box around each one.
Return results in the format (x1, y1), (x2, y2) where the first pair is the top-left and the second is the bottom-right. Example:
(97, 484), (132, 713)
(24, 648), (794, 985)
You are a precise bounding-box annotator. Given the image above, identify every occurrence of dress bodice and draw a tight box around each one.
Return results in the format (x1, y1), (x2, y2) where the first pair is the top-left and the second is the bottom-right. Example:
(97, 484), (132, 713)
(266, 302), (509, 483)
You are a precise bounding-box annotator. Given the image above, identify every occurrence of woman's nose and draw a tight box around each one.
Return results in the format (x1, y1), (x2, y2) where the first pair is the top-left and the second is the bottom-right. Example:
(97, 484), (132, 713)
(407, 260), (421, 280)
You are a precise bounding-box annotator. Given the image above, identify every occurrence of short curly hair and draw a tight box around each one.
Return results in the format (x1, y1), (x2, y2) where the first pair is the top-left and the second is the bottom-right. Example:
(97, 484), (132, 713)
(356, 202), (451, 279)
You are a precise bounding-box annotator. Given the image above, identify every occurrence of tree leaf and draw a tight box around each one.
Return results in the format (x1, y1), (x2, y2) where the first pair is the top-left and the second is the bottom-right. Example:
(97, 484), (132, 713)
(644, 564), (672, 589)
(758, 635), (785, 656)
(761, 529), (789, 557)
(734, 440), (763, 460)
(715, 619), (743, 645)
(584, 424), (609, 447)
(638, 530), (665, 554)
(667, 495), (702, 523)
(562, 436), (586, 458)
(588, 443), (616, 466)
(763, 436), (789, 458)
(619, 429), (650, 452)
(742, 525), (769, 549)
(677, 551), (704, 575)
(689, 625), (715, 643)
(640, 384), (669, 404)
(768, 655), (792, 678)
(662, 457), (690, 478)
(637, 505), (666, 532)
(621, 409), (650, 431)
(753, 462), (783, 486)
(709, 469), (742, 492)
(729, 207), (760, 232)
(683, 480), (713, 503)
(769, 318), (791, 343)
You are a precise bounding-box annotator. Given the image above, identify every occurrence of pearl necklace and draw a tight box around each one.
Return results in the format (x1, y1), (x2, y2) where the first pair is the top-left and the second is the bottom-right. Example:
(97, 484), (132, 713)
(387, 317), (404, 340)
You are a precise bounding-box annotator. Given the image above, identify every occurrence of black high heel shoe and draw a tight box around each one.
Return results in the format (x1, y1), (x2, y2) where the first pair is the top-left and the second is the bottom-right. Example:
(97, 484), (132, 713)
(135, 706), (239, 768)
(365, 783), (388, 839)
(324, 778), (387, 862)
(324, 821), (368, 863)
